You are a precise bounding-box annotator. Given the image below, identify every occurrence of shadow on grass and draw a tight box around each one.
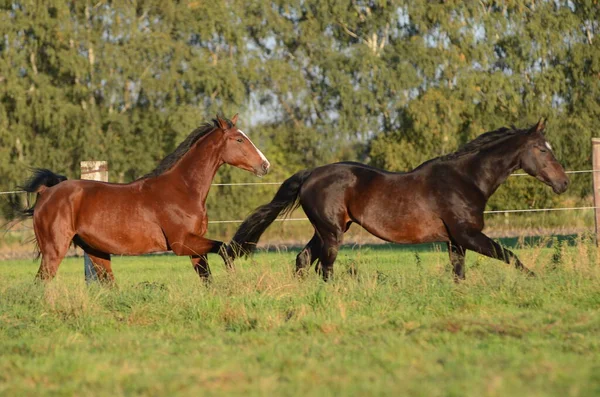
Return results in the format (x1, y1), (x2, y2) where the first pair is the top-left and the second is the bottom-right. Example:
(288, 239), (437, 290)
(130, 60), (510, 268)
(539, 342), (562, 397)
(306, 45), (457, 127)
(256, 233), (582, 255)
(64, 233), (581, 261)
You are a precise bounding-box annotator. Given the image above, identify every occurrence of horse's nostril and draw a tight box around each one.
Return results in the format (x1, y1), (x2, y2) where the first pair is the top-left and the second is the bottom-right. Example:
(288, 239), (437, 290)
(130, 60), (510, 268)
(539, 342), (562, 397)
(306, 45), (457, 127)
(262, 161), (270, 172)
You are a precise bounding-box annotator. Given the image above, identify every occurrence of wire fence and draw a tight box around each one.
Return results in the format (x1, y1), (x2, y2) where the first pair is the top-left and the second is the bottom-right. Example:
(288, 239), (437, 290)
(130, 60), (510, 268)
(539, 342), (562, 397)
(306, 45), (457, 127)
(1, 169), (598, 230)
(204, 207), (598, 224)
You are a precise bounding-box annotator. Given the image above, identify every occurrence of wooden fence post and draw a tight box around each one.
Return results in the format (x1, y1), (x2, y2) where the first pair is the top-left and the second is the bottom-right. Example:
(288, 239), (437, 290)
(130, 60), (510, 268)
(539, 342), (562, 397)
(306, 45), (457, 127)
(80, 161), (108, 283)
(592, 139), (600, 246)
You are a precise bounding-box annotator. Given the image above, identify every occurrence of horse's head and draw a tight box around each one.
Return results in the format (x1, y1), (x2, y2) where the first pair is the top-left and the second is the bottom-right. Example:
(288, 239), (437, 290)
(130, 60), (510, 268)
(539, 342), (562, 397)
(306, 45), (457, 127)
(519, 119), (569, 194)
(216, 114), (270, 177)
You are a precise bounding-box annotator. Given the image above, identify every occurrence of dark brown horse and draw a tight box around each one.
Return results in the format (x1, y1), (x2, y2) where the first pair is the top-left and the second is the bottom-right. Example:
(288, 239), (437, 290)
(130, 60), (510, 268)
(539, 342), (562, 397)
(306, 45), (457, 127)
(228, 120), (568, 281)
(20, 115), (269, 283)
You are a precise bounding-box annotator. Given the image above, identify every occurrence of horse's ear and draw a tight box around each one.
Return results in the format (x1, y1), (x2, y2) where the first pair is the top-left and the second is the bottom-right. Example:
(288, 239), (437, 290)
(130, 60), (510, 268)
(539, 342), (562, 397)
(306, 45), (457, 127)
(216, 114), (229, 130)
(230, 113), (238, 125)
(531, 118), (545, 134)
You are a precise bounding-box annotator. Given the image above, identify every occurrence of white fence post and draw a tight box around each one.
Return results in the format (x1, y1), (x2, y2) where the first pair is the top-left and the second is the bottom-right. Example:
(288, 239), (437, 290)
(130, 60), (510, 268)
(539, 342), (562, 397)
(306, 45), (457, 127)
(80, 161), (108, 283)
(593, 139), (600, 246)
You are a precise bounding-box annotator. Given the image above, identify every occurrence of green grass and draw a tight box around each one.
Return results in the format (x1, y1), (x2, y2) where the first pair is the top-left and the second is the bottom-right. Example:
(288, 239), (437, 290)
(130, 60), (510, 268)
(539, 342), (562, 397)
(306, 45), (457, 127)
(1, 240), (600, 396)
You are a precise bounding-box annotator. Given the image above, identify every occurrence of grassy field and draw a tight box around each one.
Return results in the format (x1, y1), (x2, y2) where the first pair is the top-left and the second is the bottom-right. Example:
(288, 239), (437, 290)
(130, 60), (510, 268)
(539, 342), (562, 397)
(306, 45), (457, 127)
(1, 239), (599, 396)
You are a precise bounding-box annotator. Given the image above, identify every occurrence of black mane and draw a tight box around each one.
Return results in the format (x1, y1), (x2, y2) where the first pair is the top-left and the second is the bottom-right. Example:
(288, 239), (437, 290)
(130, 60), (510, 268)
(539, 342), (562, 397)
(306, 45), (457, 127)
(440, 126), (524, 161)
(143, 118), (233, 178)
(413, 126), (528, 171)
(411, 125), (528, 171)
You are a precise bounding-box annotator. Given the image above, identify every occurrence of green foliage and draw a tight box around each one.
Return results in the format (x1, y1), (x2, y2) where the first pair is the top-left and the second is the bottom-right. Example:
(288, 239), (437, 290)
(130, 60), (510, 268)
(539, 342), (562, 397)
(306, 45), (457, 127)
(0, 0), (249, 185)
(367, 2), (600, 209)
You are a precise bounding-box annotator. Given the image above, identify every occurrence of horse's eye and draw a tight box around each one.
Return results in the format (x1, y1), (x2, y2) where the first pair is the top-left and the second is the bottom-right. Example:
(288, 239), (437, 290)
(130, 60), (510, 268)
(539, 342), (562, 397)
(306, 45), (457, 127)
(236, 138), (243, 143)
(539, 148), (547, 153)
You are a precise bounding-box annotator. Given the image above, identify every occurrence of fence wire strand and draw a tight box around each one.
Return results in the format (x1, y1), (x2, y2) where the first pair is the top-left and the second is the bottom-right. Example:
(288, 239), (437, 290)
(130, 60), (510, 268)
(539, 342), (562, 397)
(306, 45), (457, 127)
(207, 206), (599, 224)
(1, 169), (598, 195)
(1, 169), (599, 231)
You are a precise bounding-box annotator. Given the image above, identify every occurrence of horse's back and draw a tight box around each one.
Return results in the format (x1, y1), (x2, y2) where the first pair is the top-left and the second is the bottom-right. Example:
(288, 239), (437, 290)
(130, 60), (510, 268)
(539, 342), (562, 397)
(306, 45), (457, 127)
(35, 179), (139, 215)
(300, 162), (385, 200)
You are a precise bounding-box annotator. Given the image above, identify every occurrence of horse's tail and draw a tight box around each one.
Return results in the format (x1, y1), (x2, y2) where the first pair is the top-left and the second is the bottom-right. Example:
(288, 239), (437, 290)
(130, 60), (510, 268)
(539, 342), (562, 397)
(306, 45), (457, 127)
(18, 169), (67, 218)
(228, 169), (314, 259)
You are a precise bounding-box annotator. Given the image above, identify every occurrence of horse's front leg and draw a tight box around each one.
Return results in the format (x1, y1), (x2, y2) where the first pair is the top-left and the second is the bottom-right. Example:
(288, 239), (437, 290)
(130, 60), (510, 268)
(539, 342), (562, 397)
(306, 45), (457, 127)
(191, 254), (211, 282)
(447, 224), (535, 277)
(170, 234), (234, 277)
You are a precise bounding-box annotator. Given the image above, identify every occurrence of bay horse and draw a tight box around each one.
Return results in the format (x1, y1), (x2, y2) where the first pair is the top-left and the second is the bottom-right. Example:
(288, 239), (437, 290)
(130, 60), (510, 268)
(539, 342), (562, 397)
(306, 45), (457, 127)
(20, 115), (270, 283)
(228, 120), (568, 281)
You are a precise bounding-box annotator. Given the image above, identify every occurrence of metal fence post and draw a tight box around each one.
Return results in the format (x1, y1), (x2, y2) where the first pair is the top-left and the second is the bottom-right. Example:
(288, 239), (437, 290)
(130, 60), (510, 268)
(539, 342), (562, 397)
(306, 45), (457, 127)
(80, 161), (108, 283)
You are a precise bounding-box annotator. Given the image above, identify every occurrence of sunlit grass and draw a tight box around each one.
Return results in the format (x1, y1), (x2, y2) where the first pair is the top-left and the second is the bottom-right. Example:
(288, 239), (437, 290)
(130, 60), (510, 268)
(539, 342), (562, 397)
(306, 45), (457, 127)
(1, 240), (599, 396)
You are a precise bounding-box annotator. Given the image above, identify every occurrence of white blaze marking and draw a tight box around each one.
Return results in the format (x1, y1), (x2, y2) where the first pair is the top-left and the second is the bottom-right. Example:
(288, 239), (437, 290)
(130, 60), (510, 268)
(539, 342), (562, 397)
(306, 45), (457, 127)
(545, 141), (553, 151)
(238, 129), (269, 165)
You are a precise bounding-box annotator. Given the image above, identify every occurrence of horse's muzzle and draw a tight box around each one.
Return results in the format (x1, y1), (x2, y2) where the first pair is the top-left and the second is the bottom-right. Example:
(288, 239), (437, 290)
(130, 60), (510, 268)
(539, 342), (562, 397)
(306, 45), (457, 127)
(552, 178), (569, 194)
(255, 160), (270, 177)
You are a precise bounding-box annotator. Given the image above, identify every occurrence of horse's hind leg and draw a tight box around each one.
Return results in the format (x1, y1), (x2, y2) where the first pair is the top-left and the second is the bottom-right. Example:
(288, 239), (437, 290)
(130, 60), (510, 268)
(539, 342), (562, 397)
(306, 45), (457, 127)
(301, 201), (348, 281)
(84, 250), (115, 285)
(35, 233), (72, 282)
(36, 255), (66, 281)
(447, 242), (466, 281)
(296, 233), (322, 276)
(316, 229), (343, 281)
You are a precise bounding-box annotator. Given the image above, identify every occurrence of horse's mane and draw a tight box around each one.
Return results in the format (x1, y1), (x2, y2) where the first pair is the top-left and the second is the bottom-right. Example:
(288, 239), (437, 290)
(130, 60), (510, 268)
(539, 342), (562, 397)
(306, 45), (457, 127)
(416, 125), (526, 169)
(142, 118), (233, 179)
(441, 126), (524, 161)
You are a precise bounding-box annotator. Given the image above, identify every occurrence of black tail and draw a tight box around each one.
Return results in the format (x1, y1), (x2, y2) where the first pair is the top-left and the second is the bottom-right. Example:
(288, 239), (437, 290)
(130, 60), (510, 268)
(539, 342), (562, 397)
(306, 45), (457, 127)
(18, 169), (67, 217)
(228, 169), (314, 259)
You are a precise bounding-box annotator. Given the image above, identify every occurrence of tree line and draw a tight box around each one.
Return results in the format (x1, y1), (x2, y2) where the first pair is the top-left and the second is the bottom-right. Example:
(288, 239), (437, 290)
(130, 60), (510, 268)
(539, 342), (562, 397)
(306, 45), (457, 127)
(1, 1), (598, 222)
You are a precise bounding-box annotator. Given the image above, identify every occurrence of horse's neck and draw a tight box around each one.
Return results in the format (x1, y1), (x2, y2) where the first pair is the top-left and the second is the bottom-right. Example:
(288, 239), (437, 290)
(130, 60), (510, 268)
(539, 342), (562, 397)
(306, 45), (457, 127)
(162, 132), (224, 201)
(465, 141), (522, 199)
